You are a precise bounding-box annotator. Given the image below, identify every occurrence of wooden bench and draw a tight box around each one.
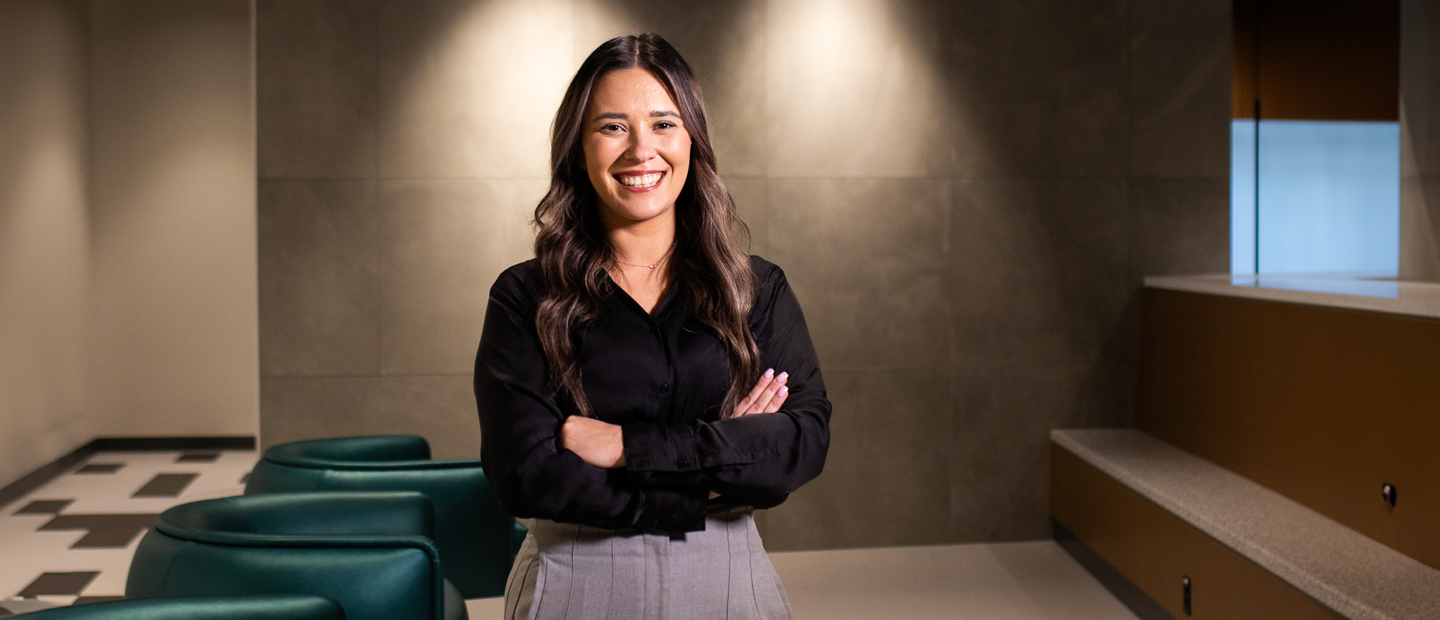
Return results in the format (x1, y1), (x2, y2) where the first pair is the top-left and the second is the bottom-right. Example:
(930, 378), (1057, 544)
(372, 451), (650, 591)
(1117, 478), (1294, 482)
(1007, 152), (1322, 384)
(1051, 428), (1440, 620)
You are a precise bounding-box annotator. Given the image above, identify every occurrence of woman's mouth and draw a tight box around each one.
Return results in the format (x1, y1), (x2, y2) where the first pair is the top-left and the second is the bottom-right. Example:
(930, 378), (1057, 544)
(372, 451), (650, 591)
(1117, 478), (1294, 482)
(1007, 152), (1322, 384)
(615, 171), (664, 192)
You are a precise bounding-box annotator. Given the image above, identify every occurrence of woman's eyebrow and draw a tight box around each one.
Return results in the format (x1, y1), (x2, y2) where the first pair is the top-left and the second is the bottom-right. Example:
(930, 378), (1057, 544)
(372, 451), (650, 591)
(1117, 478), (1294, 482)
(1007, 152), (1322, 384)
(590, 110), (678, 123)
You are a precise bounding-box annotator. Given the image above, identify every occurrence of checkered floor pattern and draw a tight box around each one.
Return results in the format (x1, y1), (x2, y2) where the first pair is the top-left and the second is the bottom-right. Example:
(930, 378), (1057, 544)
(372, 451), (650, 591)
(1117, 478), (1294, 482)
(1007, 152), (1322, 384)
(0, 450), (254, 614)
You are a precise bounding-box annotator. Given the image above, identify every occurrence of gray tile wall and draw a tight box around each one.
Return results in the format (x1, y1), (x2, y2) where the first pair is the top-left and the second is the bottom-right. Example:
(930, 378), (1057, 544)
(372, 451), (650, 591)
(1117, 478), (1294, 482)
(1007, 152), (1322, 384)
(1401, 0), (1440, 281)
(256, 0), (1230, 550)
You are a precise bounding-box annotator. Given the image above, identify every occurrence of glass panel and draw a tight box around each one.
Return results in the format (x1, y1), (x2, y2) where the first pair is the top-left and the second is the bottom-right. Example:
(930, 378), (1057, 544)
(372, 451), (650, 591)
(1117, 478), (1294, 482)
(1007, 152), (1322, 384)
(1254, 120), (1399, 275)
(1231, 119), (1257, 275)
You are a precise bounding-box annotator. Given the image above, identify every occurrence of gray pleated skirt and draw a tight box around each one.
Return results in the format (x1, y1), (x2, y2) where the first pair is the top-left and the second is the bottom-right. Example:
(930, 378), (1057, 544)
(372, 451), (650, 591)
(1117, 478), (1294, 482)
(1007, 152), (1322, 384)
(504, 505), (792, 620)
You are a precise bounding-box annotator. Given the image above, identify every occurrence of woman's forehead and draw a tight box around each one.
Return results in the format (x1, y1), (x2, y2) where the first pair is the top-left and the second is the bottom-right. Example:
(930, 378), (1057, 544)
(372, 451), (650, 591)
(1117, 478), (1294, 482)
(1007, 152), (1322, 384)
(586, 68), (679, 119)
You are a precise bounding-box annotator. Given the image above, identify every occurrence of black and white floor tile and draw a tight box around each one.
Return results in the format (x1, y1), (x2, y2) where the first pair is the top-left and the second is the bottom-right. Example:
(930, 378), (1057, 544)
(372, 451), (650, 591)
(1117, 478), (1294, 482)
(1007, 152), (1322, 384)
(0, 450), (254, 613)
(1, 450), (1143, 620)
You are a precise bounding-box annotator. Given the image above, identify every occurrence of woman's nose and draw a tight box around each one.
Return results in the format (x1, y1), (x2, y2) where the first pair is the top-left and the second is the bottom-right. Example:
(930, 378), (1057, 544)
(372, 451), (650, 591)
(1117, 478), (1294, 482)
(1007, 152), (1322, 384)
(626, 128), (657, 162)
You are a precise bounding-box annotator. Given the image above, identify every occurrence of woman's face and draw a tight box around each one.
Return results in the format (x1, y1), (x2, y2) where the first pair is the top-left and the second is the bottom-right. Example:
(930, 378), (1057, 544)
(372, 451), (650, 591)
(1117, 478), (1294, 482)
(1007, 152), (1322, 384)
(581, 68), (692, 229)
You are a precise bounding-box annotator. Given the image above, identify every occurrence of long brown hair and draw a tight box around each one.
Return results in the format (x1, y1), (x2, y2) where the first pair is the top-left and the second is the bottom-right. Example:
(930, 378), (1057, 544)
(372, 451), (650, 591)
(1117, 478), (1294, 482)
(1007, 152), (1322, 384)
(533, 34), (760, 418)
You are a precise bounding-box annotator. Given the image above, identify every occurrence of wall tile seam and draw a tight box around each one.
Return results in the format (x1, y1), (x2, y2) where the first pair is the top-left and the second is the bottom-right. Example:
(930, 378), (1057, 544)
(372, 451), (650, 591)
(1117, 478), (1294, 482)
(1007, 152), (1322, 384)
(368, 0), (380, 183)
(369, 0), (387, 390)
(258, 176), (385, 182)
(1120, 0), (1137, 311)
(260, 373), (476, 379)
(760, 175), (1134, 182)
(946, 359), (1133, 370)
(259, 176), (558, 184)
(823, 365), (959, 373)
(252, 175), (1160, 183)
(1127, 173), (1231, 181)
(364, 177), (555, 183)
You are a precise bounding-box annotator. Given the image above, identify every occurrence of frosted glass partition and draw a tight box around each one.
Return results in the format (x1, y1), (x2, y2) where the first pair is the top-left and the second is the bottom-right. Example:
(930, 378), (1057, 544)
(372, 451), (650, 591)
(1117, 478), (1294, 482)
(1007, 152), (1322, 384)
(1230, 120), (1399, 276)
(1232, 119), (1257, 274)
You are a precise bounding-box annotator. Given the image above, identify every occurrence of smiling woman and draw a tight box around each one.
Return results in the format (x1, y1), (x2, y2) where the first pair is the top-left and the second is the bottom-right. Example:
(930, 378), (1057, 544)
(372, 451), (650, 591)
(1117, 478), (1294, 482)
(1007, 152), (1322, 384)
(582, 68), (691, 228)
(581, 67), (692, 314)
(473, 34), (831, 620)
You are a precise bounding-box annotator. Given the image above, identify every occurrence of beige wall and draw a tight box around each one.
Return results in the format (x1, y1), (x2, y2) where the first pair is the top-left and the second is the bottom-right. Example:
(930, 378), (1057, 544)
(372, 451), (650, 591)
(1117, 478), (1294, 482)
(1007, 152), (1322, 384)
(86, 0), (258, 439)
(256, 0), (1230, 550)
(0, 0), (256, 489)
(0, 0), (95, 489)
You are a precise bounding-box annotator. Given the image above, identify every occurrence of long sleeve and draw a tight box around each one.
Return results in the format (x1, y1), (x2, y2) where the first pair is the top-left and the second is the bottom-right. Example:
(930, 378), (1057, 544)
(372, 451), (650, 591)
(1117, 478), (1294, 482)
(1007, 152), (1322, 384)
(474, 265), (709, 532)
(620, 261), (831, 504)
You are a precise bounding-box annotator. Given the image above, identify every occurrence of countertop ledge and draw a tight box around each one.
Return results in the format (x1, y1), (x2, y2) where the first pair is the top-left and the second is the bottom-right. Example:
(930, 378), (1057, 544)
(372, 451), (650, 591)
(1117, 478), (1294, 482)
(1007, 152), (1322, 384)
(1144, 273), (1440, 320)
(1052, 428), (1440, 620)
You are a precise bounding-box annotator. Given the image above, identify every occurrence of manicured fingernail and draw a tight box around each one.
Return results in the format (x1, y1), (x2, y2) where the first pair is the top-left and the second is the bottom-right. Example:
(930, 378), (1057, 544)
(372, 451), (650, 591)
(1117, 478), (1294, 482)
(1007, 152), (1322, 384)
(763, 368), (774, 379)
(777, 372), (789, 383)
(778, 386), (789, 396)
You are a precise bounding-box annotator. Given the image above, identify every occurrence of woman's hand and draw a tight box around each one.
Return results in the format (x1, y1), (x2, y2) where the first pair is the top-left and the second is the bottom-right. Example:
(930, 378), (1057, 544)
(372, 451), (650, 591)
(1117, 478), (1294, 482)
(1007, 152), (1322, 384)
(713, 369), (790, 499)
(732, 368), (789, 417)
(560, 416), (627, 469)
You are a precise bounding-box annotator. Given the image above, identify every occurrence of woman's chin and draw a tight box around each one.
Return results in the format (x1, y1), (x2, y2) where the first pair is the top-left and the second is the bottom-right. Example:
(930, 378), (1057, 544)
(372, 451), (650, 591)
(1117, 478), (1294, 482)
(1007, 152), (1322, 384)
(601, 198), (676, 227)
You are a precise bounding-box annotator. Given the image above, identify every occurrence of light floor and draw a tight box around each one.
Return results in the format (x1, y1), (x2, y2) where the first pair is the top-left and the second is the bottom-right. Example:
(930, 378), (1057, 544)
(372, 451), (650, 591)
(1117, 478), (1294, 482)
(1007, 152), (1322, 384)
(3, 452), (1138, 619)
(0, 449), (254, 609)
(465, 541), (1140, 619)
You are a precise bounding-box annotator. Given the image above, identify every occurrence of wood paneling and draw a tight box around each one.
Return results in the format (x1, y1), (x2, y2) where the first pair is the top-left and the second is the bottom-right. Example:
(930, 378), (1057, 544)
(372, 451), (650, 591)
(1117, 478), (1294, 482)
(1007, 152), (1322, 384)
(1051, 444), (1346, 620)
(1137, 288), (1440, 569)
(1232, 0), (1258, 119)
(1232, 0), (1399, 121)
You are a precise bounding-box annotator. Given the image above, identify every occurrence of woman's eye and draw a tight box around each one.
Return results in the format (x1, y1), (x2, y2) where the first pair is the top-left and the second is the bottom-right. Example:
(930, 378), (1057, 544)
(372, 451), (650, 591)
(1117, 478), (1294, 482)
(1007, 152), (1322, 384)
(601, 123), (625, 133)
(655, 121), (676, 130)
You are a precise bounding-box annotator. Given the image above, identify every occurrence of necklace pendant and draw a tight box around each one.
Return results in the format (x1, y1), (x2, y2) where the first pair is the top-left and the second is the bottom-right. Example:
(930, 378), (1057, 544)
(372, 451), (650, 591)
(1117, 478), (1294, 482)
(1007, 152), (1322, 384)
(616, 257), (665, 270)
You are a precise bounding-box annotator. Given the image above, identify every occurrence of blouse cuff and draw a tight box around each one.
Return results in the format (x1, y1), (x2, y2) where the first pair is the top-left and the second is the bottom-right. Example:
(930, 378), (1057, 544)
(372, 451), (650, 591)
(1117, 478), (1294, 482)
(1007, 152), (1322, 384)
(621, 421), (699, 473)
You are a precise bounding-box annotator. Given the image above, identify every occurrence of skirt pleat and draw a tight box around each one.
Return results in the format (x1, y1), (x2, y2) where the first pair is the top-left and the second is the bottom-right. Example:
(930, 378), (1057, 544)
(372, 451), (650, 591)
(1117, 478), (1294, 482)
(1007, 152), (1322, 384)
(505, 506), (791, 620)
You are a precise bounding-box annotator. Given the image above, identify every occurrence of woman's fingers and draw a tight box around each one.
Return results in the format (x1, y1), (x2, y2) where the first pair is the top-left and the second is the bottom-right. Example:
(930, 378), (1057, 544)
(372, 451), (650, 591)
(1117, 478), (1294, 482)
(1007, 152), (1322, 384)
(733, 368), (773, 417)
(739, 369), (774, 409)
(746, 371), (787, 415)
(732, 369), (792, 417)
(761, 383), (789, 413)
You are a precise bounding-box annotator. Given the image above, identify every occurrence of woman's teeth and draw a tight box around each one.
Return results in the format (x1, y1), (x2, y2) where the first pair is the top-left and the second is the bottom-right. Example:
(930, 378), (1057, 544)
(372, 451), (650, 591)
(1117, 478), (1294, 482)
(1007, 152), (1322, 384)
(619, 173), (662, 188)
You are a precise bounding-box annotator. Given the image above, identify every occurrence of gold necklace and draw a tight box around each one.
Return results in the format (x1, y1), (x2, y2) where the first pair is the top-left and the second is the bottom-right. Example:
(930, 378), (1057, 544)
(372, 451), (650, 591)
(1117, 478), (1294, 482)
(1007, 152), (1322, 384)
(615, 249), (671, 270)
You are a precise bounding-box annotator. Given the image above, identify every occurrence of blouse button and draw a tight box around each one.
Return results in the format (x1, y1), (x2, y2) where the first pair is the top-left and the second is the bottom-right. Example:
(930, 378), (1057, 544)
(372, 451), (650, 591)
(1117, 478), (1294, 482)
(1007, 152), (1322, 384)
(660, 383), (669, 394)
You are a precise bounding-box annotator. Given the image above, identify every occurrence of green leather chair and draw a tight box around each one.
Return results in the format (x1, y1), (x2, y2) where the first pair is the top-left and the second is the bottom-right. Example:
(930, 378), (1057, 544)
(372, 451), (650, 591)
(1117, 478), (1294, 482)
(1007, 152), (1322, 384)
(126, 492), (466, 620)
(7, 596), (344, 620)
(245, 435), (521, 598)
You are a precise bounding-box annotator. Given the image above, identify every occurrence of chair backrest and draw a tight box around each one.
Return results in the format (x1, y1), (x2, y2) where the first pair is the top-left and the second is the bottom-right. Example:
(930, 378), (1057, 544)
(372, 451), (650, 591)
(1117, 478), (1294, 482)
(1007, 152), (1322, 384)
(10, 595), (344, 620)
(246, 436), (513, 598)
(264, 435), (431, 465)
(127, 493), (445, 620)
(164, 492), (435, 539)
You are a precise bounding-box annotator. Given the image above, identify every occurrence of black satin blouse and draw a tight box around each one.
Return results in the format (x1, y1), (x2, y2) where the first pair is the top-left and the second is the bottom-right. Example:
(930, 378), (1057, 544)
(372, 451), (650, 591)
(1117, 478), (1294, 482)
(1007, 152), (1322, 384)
(473, 256), (831, 532)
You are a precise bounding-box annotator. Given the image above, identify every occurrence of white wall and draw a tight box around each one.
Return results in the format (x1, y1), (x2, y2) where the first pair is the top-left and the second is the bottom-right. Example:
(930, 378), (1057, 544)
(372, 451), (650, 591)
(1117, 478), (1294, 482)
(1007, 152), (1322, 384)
(86, 0), (258, 438)
(0, 0), (96, 487)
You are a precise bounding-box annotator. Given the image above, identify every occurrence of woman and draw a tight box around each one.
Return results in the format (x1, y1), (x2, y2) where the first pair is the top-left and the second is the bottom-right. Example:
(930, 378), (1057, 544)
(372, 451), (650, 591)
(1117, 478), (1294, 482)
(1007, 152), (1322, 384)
(474, 33), (830, 620)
